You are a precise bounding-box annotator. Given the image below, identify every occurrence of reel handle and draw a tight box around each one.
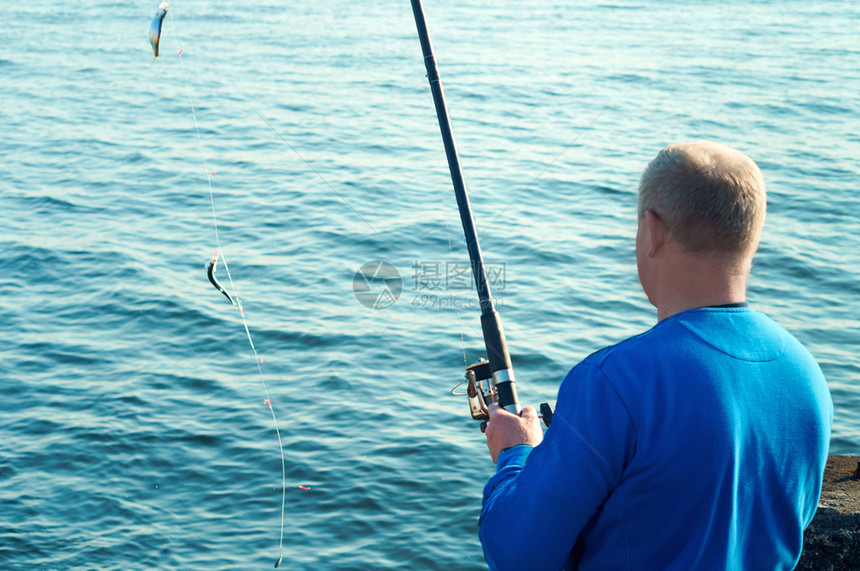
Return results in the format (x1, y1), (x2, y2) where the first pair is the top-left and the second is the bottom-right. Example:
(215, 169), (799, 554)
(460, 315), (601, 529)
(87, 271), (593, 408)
(540, 402), (554, 427)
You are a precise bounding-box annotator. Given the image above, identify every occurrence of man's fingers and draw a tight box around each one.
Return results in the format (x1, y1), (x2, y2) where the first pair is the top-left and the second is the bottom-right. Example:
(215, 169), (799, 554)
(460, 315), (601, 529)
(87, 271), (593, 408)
(489, 403), (538, 421)
(485, 403), (544, 464)
(487, 403), (510, 420)
(519, 406), (539, 422)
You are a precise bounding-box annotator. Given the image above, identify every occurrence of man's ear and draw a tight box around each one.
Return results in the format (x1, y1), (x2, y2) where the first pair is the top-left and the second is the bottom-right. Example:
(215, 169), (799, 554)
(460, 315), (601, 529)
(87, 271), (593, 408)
(644, 210), (666, 258)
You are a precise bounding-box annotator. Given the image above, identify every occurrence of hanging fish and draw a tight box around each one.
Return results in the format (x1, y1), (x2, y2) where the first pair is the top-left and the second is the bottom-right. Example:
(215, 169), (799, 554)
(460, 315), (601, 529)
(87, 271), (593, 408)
(149, 1), (169, 58)
(207, 251), (235, 305)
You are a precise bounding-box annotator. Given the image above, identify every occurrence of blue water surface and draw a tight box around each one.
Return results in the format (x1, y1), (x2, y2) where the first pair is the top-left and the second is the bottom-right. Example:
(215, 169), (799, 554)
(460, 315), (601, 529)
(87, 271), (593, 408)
(1, 0), (858, 568)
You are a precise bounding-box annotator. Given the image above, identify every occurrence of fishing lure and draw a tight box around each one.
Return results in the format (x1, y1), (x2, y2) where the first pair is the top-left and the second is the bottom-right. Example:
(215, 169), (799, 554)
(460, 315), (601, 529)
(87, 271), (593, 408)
(149, 1), (169, 58)
(207, 251), (235, 305)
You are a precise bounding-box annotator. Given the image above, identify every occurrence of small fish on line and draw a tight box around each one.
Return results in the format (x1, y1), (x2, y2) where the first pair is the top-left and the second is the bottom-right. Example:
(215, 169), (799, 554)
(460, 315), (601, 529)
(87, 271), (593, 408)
(149, 1), (169, 59)
(207, 251), (235, 305)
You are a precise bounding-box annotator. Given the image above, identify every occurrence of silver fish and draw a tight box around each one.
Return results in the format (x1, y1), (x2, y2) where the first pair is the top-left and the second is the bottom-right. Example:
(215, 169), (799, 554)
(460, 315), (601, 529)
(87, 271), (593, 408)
(149, 2), (169, 58)
(207, 252), (235, 305)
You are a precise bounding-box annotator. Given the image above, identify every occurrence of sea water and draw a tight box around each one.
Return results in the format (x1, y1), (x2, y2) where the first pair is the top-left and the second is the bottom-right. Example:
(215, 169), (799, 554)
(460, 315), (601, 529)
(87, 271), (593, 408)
(1, 0), (857, 568)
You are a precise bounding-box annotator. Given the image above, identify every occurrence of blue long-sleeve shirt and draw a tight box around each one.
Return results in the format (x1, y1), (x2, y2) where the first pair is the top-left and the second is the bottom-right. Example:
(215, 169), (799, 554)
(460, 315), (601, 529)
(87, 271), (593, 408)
(480, 307), (832, 570)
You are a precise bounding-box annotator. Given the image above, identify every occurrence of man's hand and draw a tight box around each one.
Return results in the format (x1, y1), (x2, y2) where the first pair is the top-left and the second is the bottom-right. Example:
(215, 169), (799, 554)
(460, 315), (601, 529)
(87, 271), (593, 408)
(485, 404), (543, 463)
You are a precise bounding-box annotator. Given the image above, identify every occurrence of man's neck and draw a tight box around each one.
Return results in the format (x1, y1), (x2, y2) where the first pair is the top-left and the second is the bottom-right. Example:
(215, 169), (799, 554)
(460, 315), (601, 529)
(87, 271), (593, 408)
(657, 293), (747, 321)
(654, 251), (750, 322)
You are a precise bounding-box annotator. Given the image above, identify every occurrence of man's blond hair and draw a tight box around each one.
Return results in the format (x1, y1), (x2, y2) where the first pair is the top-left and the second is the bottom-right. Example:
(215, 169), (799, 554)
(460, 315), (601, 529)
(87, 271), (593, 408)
(638, 141), (766, 254)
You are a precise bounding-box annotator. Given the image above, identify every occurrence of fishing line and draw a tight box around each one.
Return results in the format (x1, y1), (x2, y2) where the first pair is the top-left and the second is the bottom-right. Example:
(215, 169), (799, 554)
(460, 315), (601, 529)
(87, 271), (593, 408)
(462, 110), (607, 408)
(481, 110), (605, 234)
(444, 202), (469, 371)
(253, 110), (387, 241)
(445, 220), (469, 371)
(160, 7), (287, 567)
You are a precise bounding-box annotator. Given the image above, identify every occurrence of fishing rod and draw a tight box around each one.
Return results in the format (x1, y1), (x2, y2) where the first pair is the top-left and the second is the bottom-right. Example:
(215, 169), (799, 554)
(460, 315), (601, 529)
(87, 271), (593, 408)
(410, 0), (551, 430)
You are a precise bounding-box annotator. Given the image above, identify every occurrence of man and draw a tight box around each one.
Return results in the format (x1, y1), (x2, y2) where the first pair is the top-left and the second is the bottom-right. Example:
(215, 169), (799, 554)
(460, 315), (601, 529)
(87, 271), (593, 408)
(480, 141), (833, 570)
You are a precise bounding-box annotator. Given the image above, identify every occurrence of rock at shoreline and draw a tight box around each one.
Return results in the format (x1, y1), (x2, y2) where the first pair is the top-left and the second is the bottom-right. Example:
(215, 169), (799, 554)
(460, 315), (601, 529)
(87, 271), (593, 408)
(797, 456), (860, 570)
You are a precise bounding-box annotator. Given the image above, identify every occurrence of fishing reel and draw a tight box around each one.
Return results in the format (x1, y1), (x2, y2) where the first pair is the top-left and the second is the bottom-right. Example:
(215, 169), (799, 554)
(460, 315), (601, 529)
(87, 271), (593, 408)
(454, 358), (553, 432)
(464, 359), (495, 425)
